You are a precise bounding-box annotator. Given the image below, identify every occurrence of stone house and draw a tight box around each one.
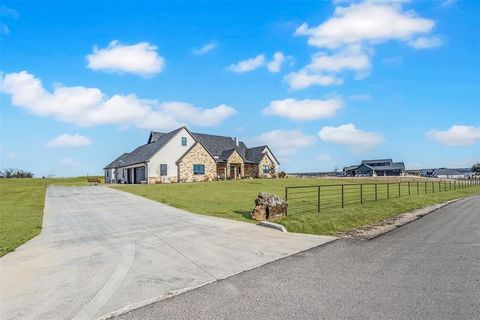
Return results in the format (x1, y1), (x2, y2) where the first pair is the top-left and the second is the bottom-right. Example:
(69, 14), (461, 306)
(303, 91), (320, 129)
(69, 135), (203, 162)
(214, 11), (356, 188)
(104, 126), (280, 184)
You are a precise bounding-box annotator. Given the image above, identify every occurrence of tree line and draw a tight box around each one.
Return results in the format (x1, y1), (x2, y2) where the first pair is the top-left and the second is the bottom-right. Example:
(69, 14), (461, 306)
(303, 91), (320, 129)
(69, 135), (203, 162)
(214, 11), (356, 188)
(0, 168), (34, 178)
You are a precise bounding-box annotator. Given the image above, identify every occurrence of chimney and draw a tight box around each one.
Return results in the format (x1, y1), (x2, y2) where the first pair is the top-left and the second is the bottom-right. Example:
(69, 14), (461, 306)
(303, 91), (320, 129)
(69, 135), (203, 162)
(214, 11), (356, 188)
(234, 137), (239, 147)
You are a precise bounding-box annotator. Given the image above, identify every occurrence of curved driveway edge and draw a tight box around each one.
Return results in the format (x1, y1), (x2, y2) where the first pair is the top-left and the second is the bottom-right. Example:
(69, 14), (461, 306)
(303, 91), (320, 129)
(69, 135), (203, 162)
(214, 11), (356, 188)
(0, 186), (335, 320)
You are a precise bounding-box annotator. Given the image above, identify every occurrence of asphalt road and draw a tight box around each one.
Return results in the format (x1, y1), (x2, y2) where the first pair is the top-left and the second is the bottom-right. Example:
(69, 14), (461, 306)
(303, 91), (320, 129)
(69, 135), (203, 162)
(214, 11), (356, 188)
(117, 195), (480, 320)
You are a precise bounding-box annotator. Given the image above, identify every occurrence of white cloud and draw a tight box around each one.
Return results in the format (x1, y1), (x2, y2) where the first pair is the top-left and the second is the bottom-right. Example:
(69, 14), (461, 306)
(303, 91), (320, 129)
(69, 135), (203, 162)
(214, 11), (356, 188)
(263, 98), (342, 121)
(227, 54), (266, 73)
(318, 124), (384, 152)
(285, 45), (371, 89)
(87, 40), (165, 77)
(193, 41), (218, 55)
(307, 45), (371, 78)
(284, 71), (342, 89)
(315, 153), (332, 161)
(408, 36), (442, 49)
(253, 130), (316, 158)
(295, 2), (435, 49)
(267, 52), (286, 73)
(47, 134), (92, 148)
(61, 157), (77, 166)
(0, 71), (236, 130)
(289, 1), (440, 90)
(426, 125), (480, 146)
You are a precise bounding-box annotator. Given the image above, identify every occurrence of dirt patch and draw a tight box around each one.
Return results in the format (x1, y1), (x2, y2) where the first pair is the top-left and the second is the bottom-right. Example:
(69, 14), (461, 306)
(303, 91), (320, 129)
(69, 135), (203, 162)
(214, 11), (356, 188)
(343, 198), (463, 240)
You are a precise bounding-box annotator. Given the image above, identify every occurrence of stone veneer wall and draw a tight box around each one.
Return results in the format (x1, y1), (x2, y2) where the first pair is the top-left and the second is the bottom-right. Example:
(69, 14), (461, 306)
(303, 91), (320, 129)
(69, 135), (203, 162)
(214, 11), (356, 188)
(148, 176), (178, 184)
(226, 151), (245, 178)
(244, 164), (258, 178)
(258, 154), (275, 178)
(177, 142), (217, 182)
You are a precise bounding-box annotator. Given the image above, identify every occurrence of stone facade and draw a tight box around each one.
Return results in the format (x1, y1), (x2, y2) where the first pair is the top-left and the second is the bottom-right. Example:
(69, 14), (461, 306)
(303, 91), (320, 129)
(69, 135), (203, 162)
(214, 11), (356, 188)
(148, 176), (178, 184)
(244, 163), (258, 178)
(258, 154), (275, 178)
(177, 142), (217, 182)
(226, 150), (245, 179)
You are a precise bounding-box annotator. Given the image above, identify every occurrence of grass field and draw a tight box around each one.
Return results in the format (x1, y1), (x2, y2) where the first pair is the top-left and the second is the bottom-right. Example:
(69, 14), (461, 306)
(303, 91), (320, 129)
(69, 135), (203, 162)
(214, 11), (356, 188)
(0, 176), (102, 256)
(1, 176), (479, 256)
(113, 178), (480, 235)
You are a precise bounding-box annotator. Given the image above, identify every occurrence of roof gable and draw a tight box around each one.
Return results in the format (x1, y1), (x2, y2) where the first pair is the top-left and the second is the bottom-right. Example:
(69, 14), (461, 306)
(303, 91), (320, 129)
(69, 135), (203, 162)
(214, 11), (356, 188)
(120, 127), (185, 166)
(148, 131), (166, 143)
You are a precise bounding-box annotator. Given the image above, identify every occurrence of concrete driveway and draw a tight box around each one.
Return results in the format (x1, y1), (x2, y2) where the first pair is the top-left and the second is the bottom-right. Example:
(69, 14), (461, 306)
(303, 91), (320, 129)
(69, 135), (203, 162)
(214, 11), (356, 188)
(0, 186), (335, 320)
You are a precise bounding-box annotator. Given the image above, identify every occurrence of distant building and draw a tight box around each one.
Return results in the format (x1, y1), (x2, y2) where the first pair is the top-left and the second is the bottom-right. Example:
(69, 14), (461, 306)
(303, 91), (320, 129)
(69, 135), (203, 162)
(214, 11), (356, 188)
(420, 168), (471, 179)
(343, 159), (405, 177)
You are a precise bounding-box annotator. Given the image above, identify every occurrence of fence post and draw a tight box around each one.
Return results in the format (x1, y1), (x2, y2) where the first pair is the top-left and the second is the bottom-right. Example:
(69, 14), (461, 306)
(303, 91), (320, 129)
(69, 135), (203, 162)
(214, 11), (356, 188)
(408, 182), (411, 195)
(360, 184), (363, 204)
(387, 183), (390, 199)
(398, 182), (401, 197)
(317, 186), (320, 214)
(432, 181), (435, 193)
(285, 187), (288, 216)
(341, 185), (344, 208)
(425, 181), (427, 194)
(375, 183), (378, 201)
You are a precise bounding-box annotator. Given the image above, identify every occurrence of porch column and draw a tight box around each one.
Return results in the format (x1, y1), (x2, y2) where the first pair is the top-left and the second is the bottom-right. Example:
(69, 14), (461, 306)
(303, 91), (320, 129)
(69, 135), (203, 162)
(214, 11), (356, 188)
(224, 167), (227, 180)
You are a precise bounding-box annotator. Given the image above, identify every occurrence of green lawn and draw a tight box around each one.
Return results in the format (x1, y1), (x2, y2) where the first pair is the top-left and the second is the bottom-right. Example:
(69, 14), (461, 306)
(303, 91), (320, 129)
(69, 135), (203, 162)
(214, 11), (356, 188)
(0, 179), (45, 256)
(112, 178), (480, 235)
(0, 176), (103, 257)
(1, 176), (478, 257)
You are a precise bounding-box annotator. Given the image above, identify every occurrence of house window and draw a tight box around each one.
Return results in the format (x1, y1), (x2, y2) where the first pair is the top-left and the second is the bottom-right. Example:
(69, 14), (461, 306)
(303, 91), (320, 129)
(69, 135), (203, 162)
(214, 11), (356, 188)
(263, 165), (270, 173)
(160, 164), (167, 176)
(193, 164), (205, 175)
(181, 137), (187, 146)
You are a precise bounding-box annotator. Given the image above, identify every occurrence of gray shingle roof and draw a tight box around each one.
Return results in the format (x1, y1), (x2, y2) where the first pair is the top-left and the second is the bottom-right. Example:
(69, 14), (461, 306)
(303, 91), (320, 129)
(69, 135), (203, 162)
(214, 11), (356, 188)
(106, 127), (279, 169)
(121, 127), (184, 166)
(370, 162), (405, 171)
(245, 146), (267, 163)
(104, 153), (129, 169)
(191, 132), (241, 156)
(148, 131), (166, 143)
(361, 159), (393, 165)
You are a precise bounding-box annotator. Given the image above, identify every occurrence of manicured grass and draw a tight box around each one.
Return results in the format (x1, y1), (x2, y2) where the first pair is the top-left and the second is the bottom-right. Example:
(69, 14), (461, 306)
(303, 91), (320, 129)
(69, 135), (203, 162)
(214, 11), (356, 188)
(112, 178), (480, 235)
(46, 176), (104, 186)
(0, 179), (45, 256)
(0, 176), (103, 257)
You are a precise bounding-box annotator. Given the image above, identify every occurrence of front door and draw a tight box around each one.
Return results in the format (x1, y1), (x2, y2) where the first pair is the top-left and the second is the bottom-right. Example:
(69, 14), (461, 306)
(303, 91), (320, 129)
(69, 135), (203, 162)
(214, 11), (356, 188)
(230, 165), (235, 179)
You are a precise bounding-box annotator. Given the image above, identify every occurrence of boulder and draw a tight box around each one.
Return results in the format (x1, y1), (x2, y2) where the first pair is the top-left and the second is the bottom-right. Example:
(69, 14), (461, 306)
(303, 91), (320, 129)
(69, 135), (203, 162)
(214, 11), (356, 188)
(251, 192), (288, 221)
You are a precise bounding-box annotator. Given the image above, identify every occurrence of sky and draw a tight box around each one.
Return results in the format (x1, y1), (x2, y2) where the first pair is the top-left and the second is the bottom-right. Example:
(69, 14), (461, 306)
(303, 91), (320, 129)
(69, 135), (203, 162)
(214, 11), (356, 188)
(1, 0), (479, 177)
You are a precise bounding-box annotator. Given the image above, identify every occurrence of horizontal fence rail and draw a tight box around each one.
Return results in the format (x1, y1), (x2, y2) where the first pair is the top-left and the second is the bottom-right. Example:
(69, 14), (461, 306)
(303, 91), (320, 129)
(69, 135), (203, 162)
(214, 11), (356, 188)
(285, 179), (480, 215)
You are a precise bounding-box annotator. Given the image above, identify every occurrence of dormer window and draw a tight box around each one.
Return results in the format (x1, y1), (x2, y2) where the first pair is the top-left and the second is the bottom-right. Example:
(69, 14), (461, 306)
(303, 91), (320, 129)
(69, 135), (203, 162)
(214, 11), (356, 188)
(181, 137), (187, 146)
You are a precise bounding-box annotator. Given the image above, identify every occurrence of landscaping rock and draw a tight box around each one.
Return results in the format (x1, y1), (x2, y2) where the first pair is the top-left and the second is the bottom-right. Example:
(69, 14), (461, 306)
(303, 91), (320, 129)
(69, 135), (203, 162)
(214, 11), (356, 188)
(251, 192), (288, 221)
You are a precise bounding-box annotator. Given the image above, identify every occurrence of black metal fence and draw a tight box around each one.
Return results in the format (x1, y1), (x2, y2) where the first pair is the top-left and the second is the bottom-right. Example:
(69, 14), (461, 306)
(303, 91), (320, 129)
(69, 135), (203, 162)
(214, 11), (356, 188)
(285, 179), (480, 215)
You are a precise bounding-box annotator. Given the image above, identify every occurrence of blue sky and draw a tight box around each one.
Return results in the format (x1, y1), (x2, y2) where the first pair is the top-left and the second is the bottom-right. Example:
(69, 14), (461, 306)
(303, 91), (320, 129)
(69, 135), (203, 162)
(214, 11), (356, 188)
(1, 0), (479, 177)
